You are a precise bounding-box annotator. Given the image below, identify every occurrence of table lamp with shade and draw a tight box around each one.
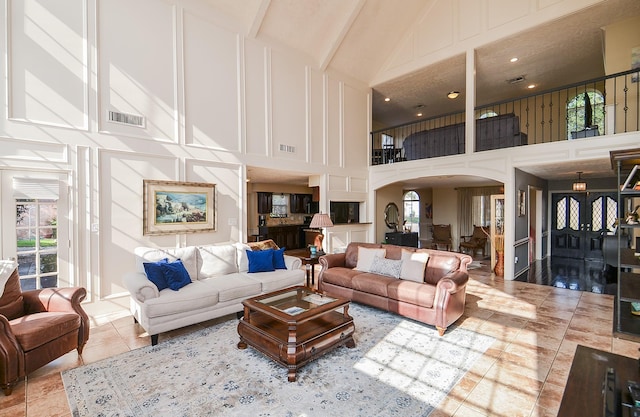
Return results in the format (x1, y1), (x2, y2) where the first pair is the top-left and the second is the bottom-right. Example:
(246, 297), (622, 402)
(309, 212), (333, 255)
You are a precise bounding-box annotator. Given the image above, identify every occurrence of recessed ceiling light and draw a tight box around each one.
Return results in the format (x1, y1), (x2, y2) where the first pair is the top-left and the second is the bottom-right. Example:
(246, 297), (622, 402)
(384, 97), (390, 102)
(447, 91), (460, 99)
(417, 113), (423, 117)
(527, 84), (535, 89)
(510, 57), (518, 63)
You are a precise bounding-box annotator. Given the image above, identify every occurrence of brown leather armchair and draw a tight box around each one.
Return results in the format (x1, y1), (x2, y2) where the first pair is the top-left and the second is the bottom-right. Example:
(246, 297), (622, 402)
(459, 225), (488, 257)
(0, 263), (89, 395)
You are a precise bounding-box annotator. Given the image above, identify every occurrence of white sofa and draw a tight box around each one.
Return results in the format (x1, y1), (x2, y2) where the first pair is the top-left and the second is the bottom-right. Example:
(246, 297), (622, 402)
(123, 242), (304, 345)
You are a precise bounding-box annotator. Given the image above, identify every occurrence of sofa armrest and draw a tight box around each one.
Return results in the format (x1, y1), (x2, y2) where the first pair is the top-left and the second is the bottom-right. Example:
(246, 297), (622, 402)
(22, 287), (87, 315)
(123, 272), (159, 302)
(319, 253), (346, 270)
(284, 255), (301, 270)
(435, 271), (469, 294)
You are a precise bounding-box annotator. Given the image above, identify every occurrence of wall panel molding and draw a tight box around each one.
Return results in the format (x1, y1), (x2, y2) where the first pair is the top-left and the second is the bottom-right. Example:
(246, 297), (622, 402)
(7, 0), (89, 130)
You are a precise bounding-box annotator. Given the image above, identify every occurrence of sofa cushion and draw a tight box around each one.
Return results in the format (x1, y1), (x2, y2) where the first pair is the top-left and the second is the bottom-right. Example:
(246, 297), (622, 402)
(0, 266), (24, 321)
(345, 243), (381, 269)
(247, 250), (276, 273)
(143, 258), (170, 291)
(247, 239), (279, 251)
(355, 247), (386, 272)
(243, 269), (304, 293)
(321, 267), (362, 288)
(198, 244), (238, 279)
(200, 273), (262, 303)
(143, 281), (219, 318)
(369, 257), (402, 278)
(400, 250), (429, 282)
(10, 312), (80, 351)
(163, 260), (192, 291)
(135, 246), (198, 282)
(387, 280), (436, 309)
(351, 272), (395, 297)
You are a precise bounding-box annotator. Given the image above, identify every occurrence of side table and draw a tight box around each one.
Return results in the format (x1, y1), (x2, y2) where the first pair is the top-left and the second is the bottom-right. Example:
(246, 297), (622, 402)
(301, 256), (319, 287)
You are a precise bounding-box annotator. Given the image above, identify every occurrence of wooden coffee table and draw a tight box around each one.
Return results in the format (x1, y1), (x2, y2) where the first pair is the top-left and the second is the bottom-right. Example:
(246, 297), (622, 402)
(237, 286), (355, 382)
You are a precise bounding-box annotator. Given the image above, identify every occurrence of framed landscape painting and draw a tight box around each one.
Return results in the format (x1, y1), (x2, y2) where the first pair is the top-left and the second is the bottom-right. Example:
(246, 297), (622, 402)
(143, 180), (216, 235)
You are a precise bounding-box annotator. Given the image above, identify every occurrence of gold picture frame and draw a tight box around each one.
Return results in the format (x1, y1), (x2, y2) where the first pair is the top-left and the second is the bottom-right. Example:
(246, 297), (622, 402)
(143, 180), (216, 235)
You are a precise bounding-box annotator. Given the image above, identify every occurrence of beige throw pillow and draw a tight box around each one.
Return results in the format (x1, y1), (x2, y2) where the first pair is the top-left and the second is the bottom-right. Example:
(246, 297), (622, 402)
(355, 247), (386, 272)
(400, 250), (429, 282)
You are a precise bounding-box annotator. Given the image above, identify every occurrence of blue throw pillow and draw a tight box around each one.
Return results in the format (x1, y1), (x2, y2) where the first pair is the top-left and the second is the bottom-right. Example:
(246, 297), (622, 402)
(143, 258), (169, 291)
(246, 249), (275, 273)
(163, 259), (192, 291)
(273, 247), (287, 270)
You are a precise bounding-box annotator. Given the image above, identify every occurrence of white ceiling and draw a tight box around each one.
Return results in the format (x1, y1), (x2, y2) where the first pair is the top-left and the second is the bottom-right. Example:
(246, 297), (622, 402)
(204, 0), (640, 187)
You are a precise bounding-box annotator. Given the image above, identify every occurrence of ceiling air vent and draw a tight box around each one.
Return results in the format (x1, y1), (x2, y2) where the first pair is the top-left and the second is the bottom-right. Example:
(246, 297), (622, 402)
(279, 144), (296, 153)
(507, 75), (526, 84)
(108, 111), (145, 128)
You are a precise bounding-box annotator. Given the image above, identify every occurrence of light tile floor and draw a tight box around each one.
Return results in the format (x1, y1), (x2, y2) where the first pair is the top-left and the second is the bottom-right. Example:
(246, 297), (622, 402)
(2, 260), (639, 416)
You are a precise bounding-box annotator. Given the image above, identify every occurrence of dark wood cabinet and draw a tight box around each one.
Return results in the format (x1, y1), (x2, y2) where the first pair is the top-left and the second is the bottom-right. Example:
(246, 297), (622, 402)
(257, 192), (272, 214)
(261, 225), (302, 249)
(289, 194), (313, 213)
(385, 232), (418, 247)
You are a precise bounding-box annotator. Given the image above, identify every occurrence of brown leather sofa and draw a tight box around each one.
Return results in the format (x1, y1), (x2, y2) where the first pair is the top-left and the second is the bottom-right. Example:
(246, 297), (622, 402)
(318, 242), (472, 336)
(0, 262), (89, 395)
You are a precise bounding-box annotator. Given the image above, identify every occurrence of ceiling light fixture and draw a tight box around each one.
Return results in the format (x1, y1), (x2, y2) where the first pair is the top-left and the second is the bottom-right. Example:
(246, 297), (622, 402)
(510, 57), (518, 63)
(527, 84), (536, 89)
(384, 97), (390, 102)
(417, 113), (423, 117)
(447, 91), (459, 99)
(572, 171), (587, 191)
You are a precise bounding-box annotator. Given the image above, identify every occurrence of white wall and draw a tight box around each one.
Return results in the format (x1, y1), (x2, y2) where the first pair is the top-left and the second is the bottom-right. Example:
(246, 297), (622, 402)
(0, 0), (369, 307)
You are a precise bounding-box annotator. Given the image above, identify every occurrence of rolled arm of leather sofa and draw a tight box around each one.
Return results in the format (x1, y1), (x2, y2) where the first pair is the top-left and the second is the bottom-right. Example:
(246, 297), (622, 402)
(433, 271), (469, 334)
(123, 271), (159, 302)
(319, 253), (346, 270)
(435, 270), (469, 294)
(22, 286), (87, 315)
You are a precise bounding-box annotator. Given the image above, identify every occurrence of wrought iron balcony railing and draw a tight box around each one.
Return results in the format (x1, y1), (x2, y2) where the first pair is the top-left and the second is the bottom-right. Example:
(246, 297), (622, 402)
(371, 68), (640, 165)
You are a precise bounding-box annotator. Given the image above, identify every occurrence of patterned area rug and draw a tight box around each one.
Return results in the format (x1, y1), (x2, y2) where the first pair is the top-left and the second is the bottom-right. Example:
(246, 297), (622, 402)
(63, 304), (494, 417)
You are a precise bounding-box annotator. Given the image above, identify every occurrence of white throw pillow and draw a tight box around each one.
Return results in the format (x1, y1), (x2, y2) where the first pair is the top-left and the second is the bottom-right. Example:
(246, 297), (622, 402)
(355, 247), (386, 272)
(400, 250), (429, 282)
(369, 256), (402, 278)
(198, 244), (238, 278)
(234, 242), (252, 273)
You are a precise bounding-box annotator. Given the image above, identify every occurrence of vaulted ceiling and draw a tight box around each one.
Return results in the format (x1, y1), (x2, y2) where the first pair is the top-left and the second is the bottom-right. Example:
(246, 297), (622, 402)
(205, 0), (640, 185)
(205, 0), (640, 127)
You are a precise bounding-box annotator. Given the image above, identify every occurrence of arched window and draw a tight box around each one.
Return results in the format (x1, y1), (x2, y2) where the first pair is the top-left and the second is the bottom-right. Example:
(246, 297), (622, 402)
(403, 191), (419, 233)
(566, 90), (604, 138)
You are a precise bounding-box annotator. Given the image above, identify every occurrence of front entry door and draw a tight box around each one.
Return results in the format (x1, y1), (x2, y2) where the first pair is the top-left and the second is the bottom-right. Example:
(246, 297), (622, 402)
(551, 192), (617, 259)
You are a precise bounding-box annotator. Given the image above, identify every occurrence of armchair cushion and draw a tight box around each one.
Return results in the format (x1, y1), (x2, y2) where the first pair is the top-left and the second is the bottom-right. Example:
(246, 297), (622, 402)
(10, 312), (81, 352)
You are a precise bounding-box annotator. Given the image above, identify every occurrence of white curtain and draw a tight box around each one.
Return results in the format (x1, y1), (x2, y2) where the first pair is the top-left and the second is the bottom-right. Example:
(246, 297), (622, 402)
(457, 186), (502, 238)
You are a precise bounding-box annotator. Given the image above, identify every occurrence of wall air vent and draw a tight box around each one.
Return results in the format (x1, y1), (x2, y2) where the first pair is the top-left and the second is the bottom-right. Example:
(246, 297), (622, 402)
(507, 75), (526, 84)
(108, 111), (145, 127)
(279, 144), (296, 153)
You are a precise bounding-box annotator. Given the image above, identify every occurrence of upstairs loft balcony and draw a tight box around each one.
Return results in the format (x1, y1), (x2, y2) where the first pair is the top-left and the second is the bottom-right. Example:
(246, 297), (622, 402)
(370, 68), (640, 165)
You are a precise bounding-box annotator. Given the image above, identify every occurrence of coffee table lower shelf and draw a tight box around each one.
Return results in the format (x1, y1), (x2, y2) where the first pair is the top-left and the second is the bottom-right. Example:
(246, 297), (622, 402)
(237, 310), (355, 382)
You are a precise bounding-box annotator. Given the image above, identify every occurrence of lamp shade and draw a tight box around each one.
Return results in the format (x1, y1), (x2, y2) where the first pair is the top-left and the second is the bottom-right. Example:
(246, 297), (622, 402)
(309, 213), (333, 228)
